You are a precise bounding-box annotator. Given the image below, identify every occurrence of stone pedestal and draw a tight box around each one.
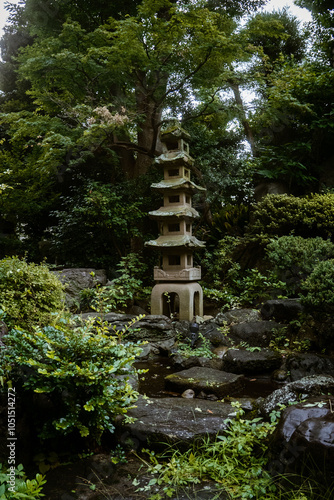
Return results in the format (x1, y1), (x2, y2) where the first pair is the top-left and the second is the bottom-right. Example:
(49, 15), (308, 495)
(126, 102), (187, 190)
(151, 282), (203, 320)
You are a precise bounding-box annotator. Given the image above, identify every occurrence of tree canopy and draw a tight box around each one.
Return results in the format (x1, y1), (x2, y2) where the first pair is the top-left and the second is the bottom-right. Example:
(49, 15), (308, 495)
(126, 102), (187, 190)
(0, 0), (333, 269)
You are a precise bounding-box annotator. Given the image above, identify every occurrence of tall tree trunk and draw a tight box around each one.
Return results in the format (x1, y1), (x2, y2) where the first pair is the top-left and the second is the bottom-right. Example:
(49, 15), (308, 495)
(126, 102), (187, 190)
(134, 74), (163, 178)
(228, 72), (256, 155)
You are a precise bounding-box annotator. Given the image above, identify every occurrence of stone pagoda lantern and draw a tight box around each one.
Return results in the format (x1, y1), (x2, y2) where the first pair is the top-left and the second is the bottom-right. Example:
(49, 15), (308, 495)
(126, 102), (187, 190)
(146, 122), (206, 320)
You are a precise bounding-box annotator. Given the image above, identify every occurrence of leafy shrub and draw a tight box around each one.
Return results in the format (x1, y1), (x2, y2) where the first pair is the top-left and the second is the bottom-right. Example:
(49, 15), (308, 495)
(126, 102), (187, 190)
(0, 316), (144, 443)
(250, 193), (334, 238)
(0, 257), (65, 330)
(202, 236), (242, 285)
(203, 286), (240, 311)
(300, 259), (334, 313)
(266, 235), (334, 294)
(0, 463), (46, 499)
(267, 235), (334, 274)
(236, 268), (286, 306)
(202, 236), (286, 309)
(204, 269), (285, 310)
(201, 236), (246, 309)
(84, 253), (150, 313)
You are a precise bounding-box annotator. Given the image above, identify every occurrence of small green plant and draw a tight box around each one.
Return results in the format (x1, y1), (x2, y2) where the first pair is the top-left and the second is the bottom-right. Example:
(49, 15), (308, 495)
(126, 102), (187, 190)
(175, 332), (216, 359)
(0, 315), (145, 443)
(203, 268), (285, 310)
(236, 269), (287, 306)
(202, 286), (240, 311)
(0, 463), (46, 499)
(269, 326), (311, 353)
(202, 234), (286, 309)
(110, 444), (128, 465)
(0, 256), (65, 330)
(269, 326), (290, 351)
(238, 341), (262, 352)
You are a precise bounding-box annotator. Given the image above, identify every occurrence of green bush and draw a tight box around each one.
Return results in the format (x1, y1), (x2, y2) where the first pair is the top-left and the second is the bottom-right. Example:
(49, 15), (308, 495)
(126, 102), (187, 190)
(0, 463), (46, 499)
(201, 236), (244, 287)
(202, 237), (285, 309)
(300, 259), (334, 313)
(266, 235), (334, 294)
(0, 316), (144, 443)
(0, 257), (65, 329)
(250, 193), (334, 238)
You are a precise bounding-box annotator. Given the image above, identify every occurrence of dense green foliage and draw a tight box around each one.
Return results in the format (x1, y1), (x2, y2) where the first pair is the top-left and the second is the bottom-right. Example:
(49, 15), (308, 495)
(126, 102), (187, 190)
(2, 0), (333, 484)
(0, 2), (334, 491)
(1, 0), (326, 269)
(0, 463), (46, 500)
(48, 181), (149, 268)
(0, 257), (64, 329)
(300, 259), (334, 313)
(266, 235), (334, 294)
(250, 193), (334, 238)
(267, 235), (334, 275)
(0, 315), (143, 442)
(202, 235), (285, 309)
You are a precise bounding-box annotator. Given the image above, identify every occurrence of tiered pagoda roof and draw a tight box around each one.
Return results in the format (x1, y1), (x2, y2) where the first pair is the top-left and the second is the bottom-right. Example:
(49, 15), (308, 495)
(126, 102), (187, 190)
(146, 234), (205, 249)
(151, 178), (206, 192)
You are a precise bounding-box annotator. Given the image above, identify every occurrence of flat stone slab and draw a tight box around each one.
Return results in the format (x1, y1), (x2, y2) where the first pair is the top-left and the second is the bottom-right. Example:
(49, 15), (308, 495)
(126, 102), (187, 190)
(165, 367), (245, 398)
(223, 348), (282, 374)
(117, 396), (236, 446)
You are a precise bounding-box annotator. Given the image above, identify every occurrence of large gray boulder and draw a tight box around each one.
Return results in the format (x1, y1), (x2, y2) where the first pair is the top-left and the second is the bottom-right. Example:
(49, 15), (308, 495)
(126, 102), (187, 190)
(224, 308), (261, 324)
(286, 352), (334, 382)
(165, 367), (244, 398)
(54, 268), (107, 309)
(222, 348), (282, 374)
(229, 321), (284, 347)
(170, 353), (224, 371)
(261, 299), (303, 322)
(268, 397), (334, 480)
(117, 396), (236, 447)
(77, 313), (174, 342)
(259, 375), (334, 418)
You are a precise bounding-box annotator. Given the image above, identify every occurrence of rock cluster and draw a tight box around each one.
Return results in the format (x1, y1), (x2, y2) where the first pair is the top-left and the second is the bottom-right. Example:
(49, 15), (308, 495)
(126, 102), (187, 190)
(113, 299), (334, 480)
(54, 273), (334, 488)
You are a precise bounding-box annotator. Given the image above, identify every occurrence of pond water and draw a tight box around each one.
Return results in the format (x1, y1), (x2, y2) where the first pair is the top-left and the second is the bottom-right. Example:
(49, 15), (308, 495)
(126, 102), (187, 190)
(134, 357), (282, 399)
